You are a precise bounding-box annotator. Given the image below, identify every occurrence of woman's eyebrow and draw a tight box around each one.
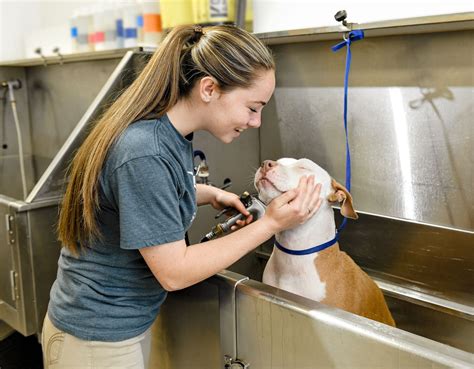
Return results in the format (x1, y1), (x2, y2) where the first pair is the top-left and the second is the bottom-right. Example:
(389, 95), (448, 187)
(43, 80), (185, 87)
(251, 101), (267, 106)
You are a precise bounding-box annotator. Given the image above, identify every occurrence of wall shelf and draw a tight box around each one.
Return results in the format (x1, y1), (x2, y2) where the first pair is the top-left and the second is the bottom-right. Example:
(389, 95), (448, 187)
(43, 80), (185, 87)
(255, 12), (474, 45)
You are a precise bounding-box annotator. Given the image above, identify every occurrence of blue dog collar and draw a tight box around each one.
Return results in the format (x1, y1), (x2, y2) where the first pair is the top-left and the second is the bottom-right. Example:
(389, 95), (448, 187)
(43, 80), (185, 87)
(274, 232), (340, 256)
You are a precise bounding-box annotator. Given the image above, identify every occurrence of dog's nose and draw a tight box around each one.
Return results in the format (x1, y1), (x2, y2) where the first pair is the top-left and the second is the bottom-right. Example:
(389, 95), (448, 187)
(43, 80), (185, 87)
(261, 160), (277, 173)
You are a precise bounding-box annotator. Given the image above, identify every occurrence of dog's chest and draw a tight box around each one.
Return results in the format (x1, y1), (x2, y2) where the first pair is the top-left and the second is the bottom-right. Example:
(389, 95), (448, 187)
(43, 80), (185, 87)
(263, 248), (326, 302)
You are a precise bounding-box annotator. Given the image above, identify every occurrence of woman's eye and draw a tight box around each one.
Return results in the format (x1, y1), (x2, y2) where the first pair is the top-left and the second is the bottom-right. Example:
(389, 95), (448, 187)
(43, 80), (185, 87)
(249, 107), (257, 113)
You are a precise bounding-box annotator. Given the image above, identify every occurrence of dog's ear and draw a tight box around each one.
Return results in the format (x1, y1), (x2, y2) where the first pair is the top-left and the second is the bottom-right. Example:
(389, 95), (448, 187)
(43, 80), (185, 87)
(327, 179), (358, 219)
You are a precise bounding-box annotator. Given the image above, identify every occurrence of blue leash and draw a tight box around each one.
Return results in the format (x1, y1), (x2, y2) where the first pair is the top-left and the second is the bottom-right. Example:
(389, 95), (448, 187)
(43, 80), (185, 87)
(275, 30), (364, 256)
(332, 29), (364, 232)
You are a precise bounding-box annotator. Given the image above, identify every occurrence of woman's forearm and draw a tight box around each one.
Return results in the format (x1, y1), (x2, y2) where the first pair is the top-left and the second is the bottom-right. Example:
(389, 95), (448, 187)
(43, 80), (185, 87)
(174, 217), (277, 290)
(195, 183), (216, 206)
(140, 216), (278, 292)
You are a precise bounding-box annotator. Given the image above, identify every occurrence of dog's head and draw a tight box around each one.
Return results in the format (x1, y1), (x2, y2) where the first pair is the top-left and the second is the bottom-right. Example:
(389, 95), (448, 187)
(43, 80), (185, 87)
(254, 158), (358, 219)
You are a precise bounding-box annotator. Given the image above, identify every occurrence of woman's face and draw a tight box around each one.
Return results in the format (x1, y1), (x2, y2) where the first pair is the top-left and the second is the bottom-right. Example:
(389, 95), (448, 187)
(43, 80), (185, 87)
(205, 69), (276, 143)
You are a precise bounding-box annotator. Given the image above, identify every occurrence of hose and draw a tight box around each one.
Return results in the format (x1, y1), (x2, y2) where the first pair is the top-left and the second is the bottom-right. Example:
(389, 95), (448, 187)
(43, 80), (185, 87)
(4, 81), (28, 200)
(11, 100), (28, 200)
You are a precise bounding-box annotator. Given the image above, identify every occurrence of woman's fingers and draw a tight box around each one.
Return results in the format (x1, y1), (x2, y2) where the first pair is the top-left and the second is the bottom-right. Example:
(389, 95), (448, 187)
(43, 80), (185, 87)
(301, 175), (315, 210)
(230, 214), (254, 231)
(307, 183), (322, 218)
(287, 175), (321, 223)
(295, 175), (309, 207)
(308, 198), (323, 218)
(263, 176), (323, 233)
(291, 175), (314, 213)
(231, 197), (250, 217)
(236, 214), (253, 226)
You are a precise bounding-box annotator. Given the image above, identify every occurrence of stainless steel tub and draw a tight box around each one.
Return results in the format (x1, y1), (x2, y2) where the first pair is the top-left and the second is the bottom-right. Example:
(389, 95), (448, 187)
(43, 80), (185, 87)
(153, 268), (473, 369)
(253, 250), (474, 354)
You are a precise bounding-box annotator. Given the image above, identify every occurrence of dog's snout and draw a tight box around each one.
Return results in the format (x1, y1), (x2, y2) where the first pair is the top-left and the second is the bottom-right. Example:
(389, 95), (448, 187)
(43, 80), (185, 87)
(261, 160), (277, 173)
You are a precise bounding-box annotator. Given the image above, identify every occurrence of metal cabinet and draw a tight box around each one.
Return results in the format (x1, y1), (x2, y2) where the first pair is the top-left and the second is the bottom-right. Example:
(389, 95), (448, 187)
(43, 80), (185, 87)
(0, 50), (142, 335)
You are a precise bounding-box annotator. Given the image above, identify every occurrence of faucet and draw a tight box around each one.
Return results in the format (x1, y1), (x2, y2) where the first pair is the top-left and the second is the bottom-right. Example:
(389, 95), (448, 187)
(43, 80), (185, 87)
(193, 150), (233, 189)
(193, 150), (210, 185)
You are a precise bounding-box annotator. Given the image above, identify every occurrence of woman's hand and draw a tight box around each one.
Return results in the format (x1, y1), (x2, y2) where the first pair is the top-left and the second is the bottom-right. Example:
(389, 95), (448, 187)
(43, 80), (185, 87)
(262, 175), (322, 233)
(211, 188), (253, 230)
(197, 184), (253, 230)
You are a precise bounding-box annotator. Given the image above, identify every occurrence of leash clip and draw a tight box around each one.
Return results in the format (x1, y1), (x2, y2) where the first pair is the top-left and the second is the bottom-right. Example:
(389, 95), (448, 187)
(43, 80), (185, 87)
(334, 10), (362, 43)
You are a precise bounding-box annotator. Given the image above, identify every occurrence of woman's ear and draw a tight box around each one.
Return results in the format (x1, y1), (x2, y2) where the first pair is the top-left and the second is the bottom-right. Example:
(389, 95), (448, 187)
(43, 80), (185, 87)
(327, 178), (358, 219)
(199, 76), (220, 103)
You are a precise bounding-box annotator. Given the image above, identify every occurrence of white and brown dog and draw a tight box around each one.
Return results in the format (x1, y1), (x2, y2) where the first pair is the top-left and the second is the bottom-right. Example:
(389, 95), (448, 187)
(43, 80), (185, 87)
(255, 158), (395, 327)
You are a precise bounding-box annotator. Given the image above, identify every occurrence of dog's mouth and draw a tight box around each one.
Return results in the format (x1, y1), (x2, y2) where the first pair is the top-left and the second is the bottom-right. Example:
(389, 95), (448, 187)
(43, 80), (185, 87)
(257, 177), (284, 194)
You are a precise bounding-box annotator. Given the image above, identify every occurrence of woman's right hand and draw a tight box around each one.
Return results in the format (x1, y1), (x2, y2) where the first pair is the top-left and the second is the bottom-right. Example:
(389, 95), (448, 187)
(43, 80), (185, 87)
(261, 175), (322, 233)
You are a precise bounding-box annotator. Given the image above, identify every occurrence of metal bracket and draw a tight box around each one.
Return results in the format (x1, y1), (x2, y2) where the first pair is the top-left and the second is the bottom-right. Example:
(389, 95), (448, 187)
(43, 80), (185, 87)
(10, 270), (19, 301)
(5, 214), (15, 244)
(224, 355), (250, 368)
(213, 271), (249, 368)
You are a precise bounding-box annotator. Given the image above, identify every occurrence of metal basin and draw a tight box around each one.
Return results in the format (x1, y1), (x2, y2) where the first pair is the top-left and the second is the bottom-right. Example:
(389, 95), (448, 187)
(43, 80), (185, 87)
(248, 249), (474, 354)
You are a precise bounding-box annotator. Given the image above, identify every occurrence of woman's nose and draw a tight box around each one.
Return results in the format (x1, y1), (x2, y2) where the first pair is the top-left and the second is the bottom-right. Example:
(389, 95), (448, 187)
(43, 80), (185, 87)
(261, 160), (277, 173)
(248, 114), (261, 128)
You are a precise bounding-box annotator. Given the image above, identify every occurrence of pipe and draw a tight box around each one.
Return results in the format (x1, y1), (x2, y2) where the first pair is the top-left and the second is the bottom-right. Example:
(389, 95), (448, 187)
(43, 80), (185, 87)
(235, 0), (247, 29)
(1, 79), (28, 200)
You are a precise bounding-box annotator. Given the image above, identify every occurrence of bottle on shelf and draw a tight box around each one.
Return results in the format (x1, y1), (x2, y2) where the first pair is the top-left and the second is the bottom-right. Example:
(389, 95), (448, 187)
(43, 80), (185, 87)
(122, 1), (141, 47)
(76, 7), (94, 52)
(142, 0), (163, 46)
(160, 0), (193, 30)
(92, 3), (107, 51)
(69, 11), (79, 53)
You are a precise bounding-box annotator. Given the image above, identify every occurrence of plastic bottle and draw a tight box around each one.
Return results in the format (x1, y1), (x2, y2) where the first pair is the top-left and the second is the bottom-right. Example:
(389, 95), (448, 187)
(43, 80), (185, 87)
(142, 1), (162, 46)
(114, 2), (125, 48)
(102, 2), (118, 50)
(137, 10), (144, 44)
(93, 3), (106, 51)
(160, 0), (193, 29)
(76, 7), (94, 52)
(69, 11), (79, 53)
(122, 1), (140, 47)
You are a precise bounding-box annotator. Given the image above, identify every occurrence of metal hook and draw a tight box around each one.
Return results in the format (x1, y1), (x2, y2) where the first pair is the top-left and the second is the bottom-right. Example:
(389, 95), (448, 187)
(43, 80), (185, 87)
(335, 10), (354, 40)
(34, 47), (48, 67)
(52, 47), (64, 65)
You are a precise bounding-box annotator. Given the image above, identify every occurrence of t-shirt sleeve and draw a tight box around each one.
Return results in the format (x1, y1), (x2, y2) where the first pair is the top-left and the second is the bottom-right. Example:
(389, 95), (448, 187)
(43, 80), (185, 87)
(109, 155), (185, 249)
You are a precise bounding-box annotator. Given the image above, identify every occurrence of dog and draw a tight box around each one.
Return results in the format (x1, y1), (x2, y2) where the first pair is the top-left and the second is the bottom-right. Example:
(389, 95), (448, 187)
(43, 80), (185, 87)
(255, 158), (395, 327)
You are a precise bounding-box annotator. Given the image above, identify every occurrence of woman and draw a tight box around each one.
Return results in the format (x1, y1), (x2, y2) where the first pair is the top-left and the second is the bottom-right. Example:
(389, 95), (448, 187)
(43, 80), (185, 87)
(42, 24), (322, 368)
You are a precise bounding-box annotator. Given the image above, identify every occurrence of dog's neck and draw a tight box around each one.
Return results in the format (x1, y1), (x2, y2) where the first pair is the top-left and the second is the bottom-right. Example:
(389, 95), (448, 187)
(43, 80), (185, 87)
(275, 202), (337, 252)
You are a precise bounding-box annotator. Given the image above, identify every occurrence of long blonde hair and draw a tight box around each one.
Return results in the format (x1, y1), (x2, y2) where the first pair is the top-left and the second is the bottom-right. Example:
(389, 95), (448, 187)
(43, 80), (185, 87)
(58, 25), (275, 254)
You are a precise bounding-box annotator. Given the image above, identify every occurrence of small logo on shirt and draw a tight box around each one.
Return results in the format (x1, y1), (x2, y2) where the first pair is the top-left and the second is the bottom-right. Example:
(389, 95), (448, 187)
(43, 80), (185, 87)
(187, 171), (196, 189)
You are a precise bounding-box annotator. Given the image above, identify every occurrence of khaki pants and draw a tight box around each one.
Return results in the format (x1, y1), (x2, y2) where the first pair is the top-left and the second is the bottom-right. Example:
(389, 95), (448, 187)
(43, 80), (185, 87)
(41, 314), (151, 369)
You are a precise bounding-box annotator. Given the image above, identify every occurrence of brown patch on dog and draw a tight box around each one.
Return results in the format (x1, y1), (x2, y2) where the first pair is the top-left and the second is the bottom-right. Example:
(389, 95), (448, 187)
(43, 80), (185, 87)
(315, 243), (396, 327)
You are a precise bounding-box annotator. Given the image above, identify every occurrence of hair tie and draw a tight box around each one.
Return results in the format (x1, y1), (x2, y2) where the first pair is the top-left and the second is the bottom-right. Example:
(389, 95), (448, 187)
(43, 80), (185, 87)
(190, 25), (204, 44)
(194, 25), (203, 35)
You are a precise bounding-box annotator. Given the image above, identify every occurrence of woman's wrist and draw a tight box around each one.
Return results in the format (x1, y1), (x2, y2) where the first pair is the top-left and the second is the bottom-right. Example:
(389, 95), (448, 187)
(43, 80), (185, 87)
(196, 184), (219, 206)
(258, 214), (280, 235)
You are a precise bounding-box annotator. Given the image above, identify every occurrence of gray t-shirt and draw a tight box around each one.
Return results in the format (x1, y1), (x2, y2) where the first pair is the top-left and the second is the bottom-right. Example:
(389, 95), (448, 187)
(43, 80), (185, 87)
(48, 115), (197, 341)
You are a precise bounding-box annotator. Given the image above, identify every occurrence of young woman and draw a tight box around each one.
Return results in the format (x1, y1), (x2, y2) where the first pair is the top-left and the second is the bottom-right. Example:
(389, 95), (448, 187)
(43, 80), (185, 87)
(42, 24), (322, 368)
